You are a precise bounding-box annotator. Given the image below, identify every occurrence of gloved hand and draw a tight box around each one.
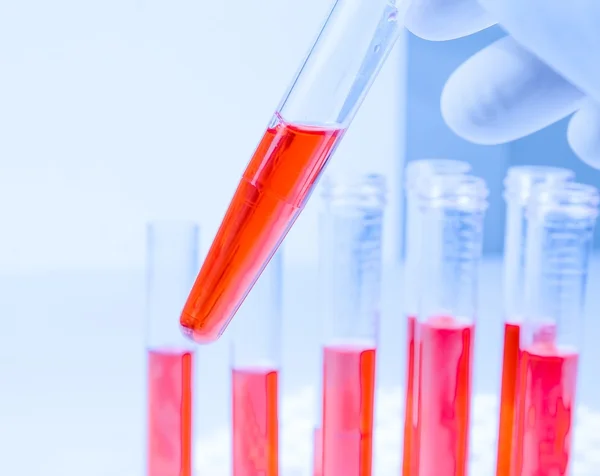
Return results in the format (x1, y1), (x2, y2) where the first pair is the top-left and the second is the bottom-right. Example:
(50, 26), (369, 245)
(404, 0), (600, 168)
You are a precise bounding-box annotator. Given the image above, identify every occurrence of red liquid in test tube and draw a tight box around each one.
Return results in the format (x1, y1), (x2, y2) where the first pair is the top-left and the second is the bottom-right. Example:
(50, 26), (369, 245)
(313, 428), (323, 476)
(232, 367), (279, 476)
(510, 182), (599, 476)
(497, 166), (575, 475)
(409, 173), (488, 476)
(181, 116), (344, 342)
(400, 160), (472, 476)
(180, 0), (405, 343)
(512, 342), (578, 476)
(147, 349), (194, 476)
(417, 316), (474, 476)
(145, 221), (199, 476)
(230, 249), (283, 476)
(316, 174), (386, 476)
(322, 343), (377, 476)
(497, 321), (521, 475)
(402, 315), (419, 476)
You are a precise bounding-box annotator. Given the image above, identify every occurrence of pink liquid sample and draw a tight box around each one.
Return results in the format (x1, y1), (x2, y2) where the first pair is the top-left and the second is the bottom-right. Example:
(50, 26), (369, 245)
(514, 343), (578, 476)
(232, 367), (279, 476)
(497, 321), (521, 476)
(417, 316), (474, 476)
(147, 348), (194, 476)
(313, 427), (323, 476)
(321, 343), (377, 476)
(402, 315), (418, 476)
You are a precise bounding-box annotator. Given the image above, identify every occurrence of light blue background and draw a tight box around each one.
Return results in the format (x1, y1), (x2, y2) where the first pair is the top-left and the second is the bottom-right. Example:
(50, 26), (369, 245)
(1, 1), (599, 475)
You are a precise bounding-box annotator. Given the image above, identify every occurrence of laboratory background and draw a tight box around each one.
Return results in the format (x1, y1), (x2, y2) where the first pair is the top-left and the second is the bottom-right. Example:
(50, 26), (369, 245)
(1, 1), (599, 475)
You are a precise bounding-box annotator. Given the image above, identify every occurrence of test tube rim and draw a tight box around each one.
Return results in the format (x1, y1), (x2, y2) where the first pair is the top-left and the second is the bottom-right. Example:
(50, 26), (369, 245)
(404, 158), (471, 192)
(321, 172), (387, 208)
(503, 165), (575, 204)
(417, 173), (489, 211)
(528, 182), (600, 219)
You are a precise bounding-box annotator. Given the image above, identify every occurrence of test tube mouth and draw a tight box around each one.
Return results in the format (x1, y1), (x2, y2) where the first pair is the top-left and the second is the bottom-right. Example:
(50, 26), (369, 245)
(404, 158), (471, 191)
(503, 165), (575, 204)
(417, 173), (489, 211)
(321, 173), (387, 209)
(529, 182), (600, 219)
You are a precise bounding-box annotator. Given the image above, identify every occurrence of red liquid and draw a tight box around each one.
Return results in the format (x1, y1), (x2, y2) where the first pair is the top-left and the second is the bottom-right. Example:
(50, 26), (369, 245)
(232, 367), (279, 476)
(496, 322), (521, 476)
(313, 427), (323, 476)
(417, 316), (474, 476)
(402, 315), (418, 476)
(513, 344), (578, 476)
(321, 343), (377, 476)
(181, 114), (345, 343)
(147, 349), (194, 476)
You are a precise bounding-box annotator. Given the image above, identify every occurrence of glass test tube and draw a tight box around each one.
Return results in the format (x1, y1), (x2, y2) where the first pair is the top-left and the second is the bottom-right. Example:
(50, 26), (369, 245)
(415, 174), (488, 476)
(512, 183), (599, 476)
(180, 0), (404, 343)
(145, 221), (200, 476)
(401, 159), (471, 476)
(315, 174), (386, 476)
(230, 249), (283, 476)
(496, 166), (574, 476)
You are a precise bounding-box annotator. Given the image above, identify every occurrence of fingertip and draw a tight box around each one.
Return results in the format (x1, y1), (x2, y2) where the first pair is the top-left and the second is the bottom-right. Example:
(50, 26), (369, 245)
(568, 101), (600, 170)
(441, 36), (583, 145)
(441, 69), (501, 145)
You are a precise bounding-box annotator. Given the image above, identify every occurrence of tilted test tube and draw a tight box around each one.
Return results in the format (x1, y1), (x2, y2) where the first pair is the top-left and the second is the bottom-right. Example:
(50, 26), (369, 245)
(181, 0), (404, 343)
(145, 221), (200, 476)
(496, 166), (574, 475)
(512, 182), (599, 476)
(314, 174), (386, 476)
(401, 158), (471, 476)
(231, 249), (283, 476)
(414, 174), (489, 476)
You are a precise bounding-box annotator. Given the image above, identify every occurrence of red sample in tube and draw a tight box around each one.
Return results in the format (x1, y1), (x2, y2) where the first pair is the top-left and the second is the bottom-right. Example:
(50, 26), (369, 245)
(402, 315), (419, 476)
(232, 367), (279, 476)
(513, 344), (578, 476)
(417, 316), (474, 476)
(322, 343), (376, 476)
(147, 349), (194, 476)
(496, 321), (521, 476)
(181, 115), (344, 343)
(313, 427), (323, 476)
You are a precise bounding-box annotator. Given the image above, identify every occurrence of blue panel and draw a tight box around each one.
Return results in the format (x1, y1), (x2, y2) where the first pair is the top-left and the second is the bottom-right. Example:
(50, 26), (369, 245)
(402, 28), (510, 258)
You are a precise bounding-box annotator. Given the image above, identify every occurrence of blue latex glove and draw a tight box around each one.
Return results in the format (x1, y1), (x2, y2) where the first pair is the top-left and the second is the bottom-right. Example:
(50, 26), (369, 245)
(404, 0), (600, 168)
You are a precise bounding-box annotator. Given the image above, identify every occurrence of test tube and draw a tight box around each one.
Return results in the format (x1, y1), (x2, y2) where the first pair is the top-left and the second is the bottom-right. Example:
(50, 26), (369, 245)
(315, 174), (386, 476)
(401, 159), (471, 476)
(496, 166), (574, 476)
(512, 182), (599, 475)
(180, 0), (404, 343)
(145, 221), (200, 476)
(230, 248), (283, 476)
(415, 174), (488, 476)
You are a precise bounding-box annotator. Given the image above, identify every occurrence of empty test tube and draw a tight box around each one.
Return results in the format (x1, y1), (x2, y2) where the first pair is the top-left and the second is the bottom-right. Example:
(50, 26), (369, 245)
(496, 166), (574, 476)
(180, 0), (404, 343)
(231, 249), (283, 476)
(315, 174), (386, 476)
(145, 221), (200, 476)
(512, 182), (599, 476)
(415, 174), (488, 476)
(401, 159), (471, 476)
